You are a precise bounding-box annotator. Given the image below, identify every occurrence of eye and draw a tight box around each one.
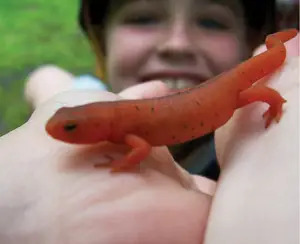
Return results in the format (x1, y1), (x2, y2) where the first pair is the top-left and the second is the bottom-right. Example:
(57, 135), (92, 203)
(123, 13), (161, 26)
(63, 123), (78, 132)
(197, 18), (228, 30)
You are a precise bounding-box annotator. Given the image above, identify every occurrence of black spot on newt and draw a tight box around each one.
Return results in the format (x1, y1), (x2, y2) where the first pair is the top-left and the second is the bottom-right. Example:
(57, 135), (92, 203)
(151, 107), (155, 112)
(195, 100), (201, 106)
(135, 105), (140, 111)
(200, 121), (204, 127)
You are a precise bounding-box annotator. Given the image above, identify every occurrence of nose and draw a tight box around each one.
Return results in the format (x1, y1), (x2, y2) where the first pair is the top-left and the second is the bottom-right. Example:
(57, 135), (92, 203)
(157, 21), (196, 65)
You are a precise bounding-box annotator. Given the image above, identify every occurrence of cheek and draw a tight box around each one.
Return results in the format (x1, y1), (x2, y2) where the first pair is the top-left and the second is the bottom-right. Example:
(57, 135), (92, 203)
(106, 28), (156, 91)
(203, 34), (242, 72)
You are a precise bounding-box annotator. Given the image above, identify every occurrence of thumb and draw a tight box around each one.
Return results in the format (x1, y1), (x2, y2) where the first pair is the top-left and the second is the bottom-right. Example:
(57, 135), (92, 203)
(119, 81), (170, 99)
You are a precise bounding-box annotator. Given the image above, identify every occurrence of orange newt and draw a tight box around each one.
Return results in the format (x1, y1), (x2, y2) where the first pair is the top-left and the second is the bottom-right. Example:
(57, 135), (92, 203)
(45, 29), (298, 172)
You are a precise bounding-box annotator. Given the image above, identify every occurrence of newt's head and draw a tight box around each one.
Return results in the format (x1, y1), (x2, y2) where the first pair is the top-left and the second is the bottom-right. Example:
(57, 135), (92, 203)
(45, 104), (112, 144)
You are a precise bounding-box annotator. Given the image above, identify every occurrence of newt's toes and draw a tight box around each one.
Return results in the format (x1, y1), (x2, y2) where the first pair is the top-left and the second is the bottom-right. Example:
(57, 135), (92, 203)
(110, 159), (137, 173)
(263, 103), (285, 128)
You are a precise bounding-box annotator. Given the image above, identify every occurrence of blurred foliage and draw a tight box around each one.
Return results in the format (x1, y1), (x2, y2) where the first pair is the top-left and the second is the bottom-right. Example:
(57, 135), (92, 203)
(0, 0), (95, 135)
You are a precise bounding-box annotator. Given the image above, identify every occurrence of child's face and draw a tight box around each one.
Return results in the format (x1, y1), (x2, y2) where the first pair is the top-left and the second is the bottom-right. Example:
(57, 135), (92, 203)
(104, 0), (248, 92)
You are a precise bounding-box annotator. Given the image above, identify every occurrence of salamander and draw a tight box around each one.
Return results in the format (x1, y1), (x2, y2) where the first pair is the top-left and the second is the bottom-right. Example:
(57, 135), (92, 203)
(45, 29), (298, 172)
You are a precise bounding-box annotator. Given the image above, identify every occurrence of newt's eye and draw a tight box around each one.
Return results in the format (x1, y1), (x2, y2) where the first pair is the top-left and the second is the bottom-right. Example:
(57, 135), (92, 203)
(64, 123), (77, 132)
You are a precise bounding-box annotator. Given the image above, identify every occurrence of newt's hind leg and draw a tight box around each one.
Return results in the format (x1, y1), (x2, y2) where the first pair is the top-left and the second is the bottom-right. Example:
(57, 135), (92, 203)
(237, 85), (287, 128)
(110, 134), (151, 172)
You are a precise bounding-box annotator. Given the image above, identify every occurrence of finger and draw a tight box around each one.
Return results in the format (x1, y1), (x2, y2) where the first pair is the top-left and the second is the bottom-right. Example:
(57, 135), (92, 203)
(119, 80), (170, 99)
(24, 65), (75, 109)
(285, 33), (299, 57)
(192, 175), (217, 196)
(29, 90), (121, 127)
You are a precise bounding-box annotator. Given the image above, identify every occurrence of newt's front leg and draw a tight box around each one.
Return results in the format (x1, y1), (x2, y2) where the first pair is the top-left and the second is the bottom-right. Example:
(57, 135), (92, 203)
(110, 134), (152, 172)
(237, 85), (287, 128)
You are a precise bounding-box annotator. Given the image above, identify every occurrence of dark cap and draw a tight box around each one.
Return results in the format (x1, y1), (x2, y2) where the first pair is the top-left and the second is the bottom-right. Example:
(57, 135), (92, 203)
(78, 0), (276, 33)
(78, 0), (277, 79)
(78, 0), (110, 32)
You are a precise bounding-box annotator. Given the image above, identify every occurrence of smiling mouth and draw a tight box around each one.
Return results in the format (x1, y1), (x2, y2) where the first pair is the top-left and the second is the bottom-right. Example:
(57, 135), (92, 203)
(141, 75), (207, 90)
(160, 78), (201, 89)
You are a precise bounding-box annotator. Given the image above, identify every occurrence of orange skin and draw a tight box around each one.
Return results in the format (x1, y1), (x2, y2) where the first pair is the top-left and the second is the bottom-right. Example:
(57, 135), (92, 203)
(46, 29), (298, 172)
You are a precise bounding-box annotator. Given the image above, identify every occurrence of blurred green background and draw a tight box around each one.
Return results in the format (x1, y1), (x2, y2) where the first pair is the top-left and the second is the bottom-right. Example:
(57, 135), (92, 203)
(0, 0), (94, 135)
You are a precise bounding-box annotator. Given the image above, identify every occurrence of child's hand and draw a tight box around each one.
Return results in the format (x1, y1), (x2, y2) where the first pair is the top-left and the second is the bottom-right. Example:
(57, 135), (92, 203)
(0, 81), (214, 243)
(205, 33), (299, 244)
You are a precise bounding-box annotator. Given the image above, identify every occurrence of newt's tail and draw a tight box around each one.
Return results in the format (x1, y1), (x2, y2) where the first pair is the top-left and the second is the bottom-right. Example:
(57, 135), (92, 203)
(235, 28), (298, 90)
(266, 29), (298, 49)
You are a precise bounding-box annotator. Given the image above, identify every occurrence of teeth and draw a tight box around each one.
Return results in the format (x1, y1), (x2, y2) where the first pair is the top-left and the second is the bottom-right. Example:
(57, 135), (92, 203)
(161, 78), (196, 89)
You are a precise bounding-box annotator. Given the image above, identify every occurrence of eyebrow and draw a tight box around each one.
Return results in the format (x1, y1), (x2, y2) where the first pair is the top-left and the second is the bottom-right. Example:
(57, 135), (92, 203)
(110, 0), (166, 11)
(123, 0), (166, 3)
(120, 0), (161, 2)
(110, 0), (163, 8)
(193, 0), (243, 17)
(135, 0), (162, 1)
